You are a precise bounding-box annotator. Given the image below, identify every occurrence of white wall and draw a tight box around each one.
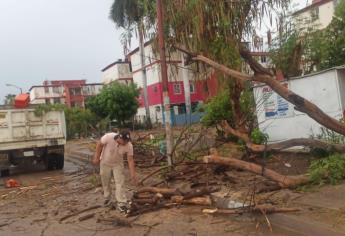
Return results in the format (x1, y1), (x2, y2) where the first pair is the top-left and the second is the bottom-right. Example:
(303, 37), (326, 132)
(130, 44), (190, 88)
(30, 86), (64, 104)
(102, 63), (132, 84)
(254, 69), (344, 142)
(294, 1), (335, 32)
(135, 105), (164, 124)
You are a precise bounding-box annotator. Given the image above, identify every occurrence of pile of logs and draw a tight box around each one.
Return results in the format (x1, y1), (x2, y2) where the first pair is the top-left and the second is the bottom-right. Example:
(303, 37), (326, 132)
(128, 186), (220, 217)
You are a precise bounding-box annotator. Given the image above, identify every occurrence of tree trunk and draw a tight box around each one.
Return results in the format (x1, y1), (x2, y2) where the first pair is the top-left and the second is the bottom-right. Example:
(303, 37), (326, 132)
(204, 155), (309, 188)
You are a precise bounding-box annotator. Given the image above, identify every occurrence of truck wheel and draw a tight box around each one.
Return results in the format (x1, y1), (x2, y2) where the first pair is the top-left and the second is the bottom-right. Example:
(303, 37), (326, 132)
(45, 154), (56, 170)
(56, 154), (64, 170)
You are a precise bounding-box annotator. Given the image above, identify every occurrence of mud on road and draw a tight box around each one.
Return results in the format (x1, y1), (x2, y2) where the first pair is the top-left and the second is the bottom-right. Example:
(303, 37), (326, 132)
(0, 155), (299, 236)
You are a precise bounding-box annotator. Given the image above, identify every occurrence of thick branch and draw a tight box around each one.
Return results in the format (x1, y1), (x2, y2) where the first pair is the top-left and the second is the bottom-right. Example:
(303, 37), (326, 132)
(204, 155), (309, 188)
(222, 120), (345, 153)
(176, 45), (345, 135)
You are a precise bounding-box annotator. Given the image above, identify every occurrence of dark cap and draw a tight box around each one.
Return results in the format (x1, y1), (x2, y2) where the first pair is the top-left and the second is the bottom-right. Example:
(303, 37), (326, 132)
(114, 130), (131, 142)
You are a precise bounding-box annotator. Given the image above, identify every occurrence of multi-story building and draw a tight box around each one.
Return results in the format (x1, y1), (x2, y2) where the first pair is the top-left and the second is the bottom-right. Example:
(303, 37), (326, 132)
(29, 80), (103, 108)
(293, 0), (339, 32)
(127, 43), (215, 124)
(101, 59), (133, 85)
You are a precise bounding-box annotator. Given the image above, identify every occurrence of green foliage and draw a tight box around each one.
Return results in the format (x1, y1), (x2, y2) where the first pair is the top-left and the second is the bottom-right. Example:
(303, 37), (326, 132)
(310, 121), (345, 157)
(110, 0), (143, 28)
(3, 94), (16, 105)
(201, 90), (233, 127)
(64, 107), (98, 139)
(271, 0), (345, 76)
(309, 154), (345, 185)
(34, 104), (66, 117)
(250, 128), (269, 144)
(34, 104), (109, 139)
(86, 82), (140, 126)
(319, 0), (345, 70)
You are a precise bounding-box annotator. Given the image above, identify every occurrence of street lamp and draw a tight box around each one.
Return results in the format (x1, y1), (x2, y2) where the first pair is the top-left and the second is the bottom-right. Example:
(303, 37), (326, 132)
(6, 83), (23, 94)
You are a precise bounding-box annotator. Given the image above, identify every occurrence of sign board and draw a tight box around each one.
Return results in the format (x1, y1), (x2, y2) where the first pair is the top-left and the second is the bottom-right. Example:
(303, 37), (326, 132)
(262, 83), (293, 119)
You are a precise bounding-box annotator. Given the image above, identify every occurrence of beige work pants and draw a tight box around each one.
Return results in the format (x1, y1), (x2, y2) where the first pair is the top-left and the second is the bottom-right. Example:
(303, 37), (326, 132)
(100, 163), (128, 206)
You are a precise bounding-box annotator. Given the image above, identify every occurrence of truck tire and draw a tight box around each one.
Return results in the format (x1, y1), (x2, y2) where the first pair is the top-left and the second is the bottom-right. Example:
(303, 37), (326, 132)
(56, 154), (64, 170)
(45, 154), (56, 170)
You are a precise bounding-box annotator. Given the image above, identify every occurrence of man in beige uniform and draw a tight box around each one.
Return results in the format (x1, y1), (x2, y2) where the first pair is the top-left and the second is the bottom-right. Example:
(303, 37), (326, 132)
(92, 130), (137, 213)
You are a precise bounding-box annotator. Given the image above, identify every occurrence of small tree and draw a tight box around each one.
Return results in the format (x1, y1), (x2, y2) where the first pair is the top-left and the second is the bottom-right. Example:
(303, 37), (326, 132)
(87, 82), (140, 126)
(4, 94), (16, 105)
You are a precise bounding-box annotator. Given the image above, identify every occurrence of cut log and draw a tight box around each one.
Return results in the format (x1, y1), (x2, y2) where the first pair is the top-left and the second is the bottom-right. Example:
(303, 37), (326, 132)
(136, 187), (179, 196)
(171, 196), (212, 206)
(204, 155), (309, 188)
(203, 204), (300, 215)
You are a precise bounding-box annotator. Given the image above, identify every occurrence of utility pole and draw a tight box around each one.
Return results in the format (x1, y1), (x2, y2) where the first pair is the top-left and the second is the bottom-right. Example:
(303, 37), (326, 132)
(138, 21), (152, 128)
(181, 54), (192, 125)
(157, 0), (173, 166)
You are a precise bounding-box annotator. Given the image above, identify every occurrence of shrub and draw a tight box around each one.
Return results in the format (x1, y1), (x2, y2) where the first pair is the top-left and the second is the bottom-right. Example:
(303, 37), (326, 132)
(308, 154), (345, 185)
(250, 128), (269, 144)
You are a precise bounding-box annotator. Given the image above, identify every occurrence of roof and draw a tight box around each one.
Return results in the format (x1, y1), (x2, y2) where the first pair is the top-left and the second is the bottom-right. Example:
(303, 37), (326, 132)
(29, 83), (103, 91)
(101, 60), (130, 72)
(293, 0), (333, 16)
(253, 65), (345, 88)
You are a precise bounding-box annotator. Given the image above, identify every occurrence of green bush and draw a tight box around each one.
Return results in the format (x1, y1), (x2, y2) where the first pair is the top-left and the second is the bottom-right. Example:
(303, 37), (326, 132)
(250, 128), (269, 144)
(308, 154), (345, 185)
(201, 90), (233, 127)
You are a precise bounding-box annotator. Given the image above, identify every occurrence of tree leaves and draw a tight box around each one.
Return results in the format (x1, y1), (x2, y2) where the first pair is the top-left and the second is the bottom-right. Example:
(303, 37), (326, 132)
(86, 82), (140, 126)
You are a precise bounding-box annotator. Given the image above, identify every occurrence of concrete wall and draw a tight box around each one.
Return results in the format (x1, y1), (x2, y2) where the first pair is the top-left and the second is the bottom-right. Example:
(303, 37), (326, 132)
(254, 68), (344, 142)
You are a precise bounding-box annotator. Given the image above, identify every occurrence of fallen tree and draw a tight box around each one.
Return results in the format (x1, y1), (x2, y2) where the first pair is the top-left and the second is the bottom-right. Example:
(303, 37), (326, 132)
(203, 155), (309, 188)
(222, 120), (345, 153)
(178, 46), (345, 136)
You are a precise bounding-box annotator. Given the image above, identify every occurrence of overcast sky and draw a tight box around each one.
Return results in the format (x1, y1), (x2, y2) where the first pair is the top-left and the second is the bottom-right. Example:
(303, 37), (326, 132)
(0, 0), (308, 103)
(0, 0), (128, 102)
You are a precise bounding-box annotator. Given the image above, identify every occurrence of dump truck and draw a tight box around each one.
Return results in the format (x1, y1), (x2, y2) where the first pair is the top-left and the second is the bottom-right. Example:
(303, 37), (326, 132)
(0, 106), (66, 174)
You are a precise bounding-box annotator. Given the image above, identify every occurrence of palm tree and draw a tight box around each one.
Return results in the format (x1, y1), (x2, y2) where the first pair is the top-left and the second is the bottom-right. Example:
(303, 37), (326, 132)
(4, 94), (15, 105)
(110, 0), (151, 127)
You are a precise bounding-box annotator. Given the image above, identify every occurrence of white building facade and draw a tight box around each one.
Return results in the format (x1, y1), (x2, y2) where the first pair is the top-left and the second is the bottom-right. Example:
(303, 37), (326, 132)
(101, 60), (133, 85)
(128, 42), (207, 124)
(293, 0), (339, 32)
(254, 66), (345, 142)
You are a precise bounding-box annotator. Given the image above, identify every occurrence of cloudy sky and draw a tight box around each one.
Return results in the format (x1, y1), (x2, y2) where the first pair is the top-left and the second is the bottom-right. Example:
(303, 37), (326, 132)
(0, 0), (308, 103)
(0, 0), (128, 102)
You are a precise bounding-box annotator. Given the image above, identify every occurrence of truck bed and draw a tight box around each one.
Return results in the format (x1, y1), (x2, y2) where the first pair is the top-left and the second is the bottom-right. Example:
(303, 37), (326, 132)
(0, 108), (66, 151)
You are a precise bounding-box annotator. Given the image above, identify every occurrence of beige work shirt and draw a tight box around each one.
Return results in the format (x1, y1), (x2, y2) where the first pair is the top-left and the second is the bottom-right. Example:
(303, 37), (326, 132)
(100, 133), (134, 167)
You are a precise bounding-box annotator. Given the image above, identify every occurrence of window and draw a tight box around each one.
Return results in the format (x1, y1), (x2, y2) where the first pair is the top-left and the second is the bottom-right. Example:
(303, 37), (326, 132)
(173, 83), (181, 94)
(69, 87), (82, 96)
(190, 83), (196, 94)
(52, 86), (60, 94)
(45, 98), (51, 104)
(53, 98), (61, 104)
(44, 87), (50, 93)
(261, 55), (267, 63)
(153, 86), (158, 93)
(310, 7), (319, 21)
(82, 86), (91, 95)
